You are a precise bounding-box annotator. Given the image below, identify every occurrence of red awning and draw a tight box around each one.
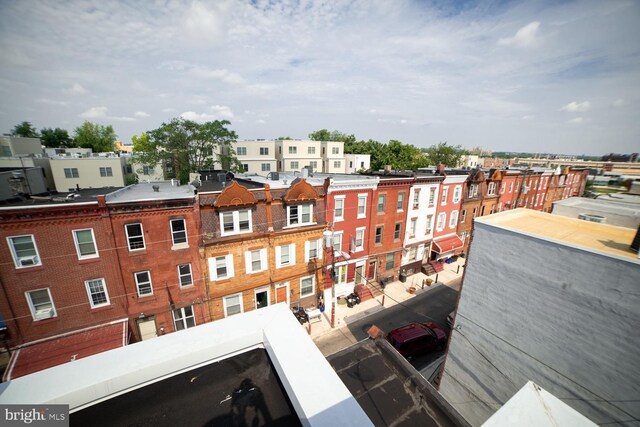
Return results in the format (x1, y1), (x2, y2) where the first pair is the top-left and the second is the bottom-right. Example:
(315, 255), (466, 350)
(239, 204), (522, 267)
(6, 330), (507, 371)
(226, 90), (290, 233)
(433, 235), (464, 253)
(3, 320), (128, 381)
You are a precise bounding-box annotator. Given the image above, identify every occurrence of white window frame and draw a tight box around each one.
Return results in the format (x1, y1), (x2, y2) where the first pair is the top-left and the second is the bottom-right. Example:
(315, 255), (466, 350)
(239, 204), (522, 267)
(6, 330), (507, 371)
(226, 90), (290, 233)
(219, 209), (252, 236)
(276, 243), (296, 268)
(441, 188), (448, 205)
(291, 161), (299, 170)
(259, 147), (269, 155)
(261, 163), (271, 171)
(509, 182), (514, 193)
(308, 146), (315, 154)
(64, 167), (79, 178)
(469, 184), (479, 197)
(208, 254), (235, 281)
(99, 166), (113, 177)
(177, 263), (193, 287)
(425, 215), (433, 233)
(377, 194), (386, 213)
(357, 194), (367, 219)
(304, 239), (322, 262)
(375, 226), (383, 244)
(255, 286), (271, 309)
(354, 227), (365, 252)
(7, 234), (42, 268)
(334, 264), (347, 285)
(409, 218), (417, 238)
(73, 228), (99, 260)
(501, 182), (506, 194)
(237, 147), (247, 156)
(26, 288), (57, 321)
(134, 271), (153, 297)
(173, 305), (196, 331)
(461, 209), (467, 223)
(449, 210), (459, 228)
(397, 192), (405, 211)
(428, 188), (435, 206)
(300, 275), (315, 298)
(332, 146), (339, 155)
(436, 213), (446, 231)
(245, 248), (267, 274)
(333, 160), (341, 168)
(453, 186), (462, 203)
(488, 182), (497, 195)
(85, 278), (110, 308)
(223, 293), (243, 317)
(287, 203), (314, 227)
(414, 190), (421, 209)
(170, 218), (188, 247)
(125, 223), (145, 251)
(334, 196), (345, 222)
(332, 231), (343, 252)
(289, 146), (297, 154)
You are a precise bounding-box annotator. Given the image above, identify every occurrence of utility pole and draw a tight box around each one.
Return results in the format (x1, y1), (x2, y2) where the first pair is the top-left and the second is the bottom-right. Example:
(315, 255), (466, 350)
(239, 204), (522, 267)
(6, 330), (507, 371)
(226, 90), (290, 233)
(323, 230), (337, 328)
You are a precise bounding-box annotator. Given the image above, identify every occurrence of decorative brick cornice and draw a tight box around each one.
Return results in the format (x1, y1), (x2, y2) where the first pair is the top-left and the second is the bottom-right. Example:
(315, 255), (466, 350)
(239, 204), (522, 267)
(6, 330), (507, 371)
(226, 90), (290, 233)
(284, 179), (319, 203)
(214, 181), (257, 208)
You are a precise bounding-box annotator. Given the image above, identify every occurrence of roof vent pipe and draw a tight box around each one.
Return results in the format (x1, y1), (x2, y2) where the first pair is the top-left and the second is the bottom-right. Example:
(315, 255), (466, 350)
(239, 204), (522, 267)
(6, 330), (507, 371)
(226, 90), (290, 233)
(152, 185), (160, 192)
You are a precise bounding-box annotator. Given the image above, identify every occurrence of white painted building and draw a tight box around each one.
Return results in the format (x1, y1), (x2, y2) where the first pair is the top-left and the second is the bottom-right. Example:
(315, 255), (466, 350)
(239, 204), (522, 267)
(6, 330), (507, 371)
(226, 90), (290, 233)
(344, 154), (371, 173)
(274, 139), (323, 173)
(552, 196), (640, 229)
(440, 209), (640, 426)
(49, 155), (132, 191)
(458, 155), (479, 168)
(233, 140), (277, 175)
(321, 141), (345, 173)
(0, 136), (43, 157)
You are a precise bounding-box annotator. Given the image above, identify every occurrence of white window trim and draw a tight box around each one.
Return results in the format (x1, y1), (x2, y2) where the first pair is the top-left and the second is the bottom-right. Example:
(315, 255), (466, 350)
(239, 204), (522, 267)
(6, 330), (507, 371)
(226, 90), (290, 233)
(85, 278), (110, 308)
(286, 204), (315, 228)
(125, 223), (146, 251)
(172, 305), (196, 330)
(304, 239), (322, 262)
(276, 243), (296, 268)
(25, 288), (57, 321)
(135, 271), (154, 297)
(73, 228), (99, 260)
(453, 185), (462, 203)
(255, 286), (271, 309)
(449, 210), (459, 229)
(334, 196), (345, 222)
(219, 210), (253, 237)
(441, 188), (448, 205)
(409, 219), (417, 238)
(170, 218), (188, 248)
(332, 231), (344, 252)
(354, 227), (366, 252)
(177, 263), (193, 288)
(208, 254), (235, 281)
(436, 213), (446, 232)
(397, 192), (405, 212)
(7, 234), (42, 269)
(357, 194), (367, 219)
(223, 292), (244, 317)
(461, 209), (467, 223)
(245, 248), (268, 274)
(300, 275), (315, 298)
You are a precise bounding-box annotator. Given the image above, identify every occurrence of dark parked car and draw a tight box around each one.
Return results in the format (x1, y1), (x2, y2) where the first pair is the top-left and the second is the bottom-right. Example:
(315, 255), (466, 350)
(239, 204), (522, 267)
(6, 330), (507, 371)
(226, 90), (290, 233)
(386, 322), (447, 359)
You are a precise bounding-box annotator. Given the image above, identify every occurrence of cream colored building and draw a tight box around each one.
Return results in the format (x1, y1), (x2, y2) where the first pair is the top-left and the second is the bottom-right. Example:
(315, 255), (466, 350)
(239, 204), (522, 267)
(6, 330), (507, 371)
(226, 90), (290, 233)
(233, 140), (278, 175)
(321, 141), (345, 173)
(49, 155), (132, 191)
(274, 139), (323, 172)
(0, 136), (43, 157)
(344, 154), (370, 173)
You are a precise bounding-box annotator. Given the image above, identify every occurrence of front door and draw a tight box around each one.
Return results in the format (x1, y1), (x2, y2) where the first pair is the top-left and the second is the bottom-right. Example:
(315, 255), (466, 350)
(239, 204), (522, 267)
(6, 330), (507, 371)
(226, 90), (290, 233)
(368, 260), (377, 281)
(275, 283), (289, 306)
(255, 287), (269, 309)
(355, 265), (365, 285)
(137, 318), (157, 341)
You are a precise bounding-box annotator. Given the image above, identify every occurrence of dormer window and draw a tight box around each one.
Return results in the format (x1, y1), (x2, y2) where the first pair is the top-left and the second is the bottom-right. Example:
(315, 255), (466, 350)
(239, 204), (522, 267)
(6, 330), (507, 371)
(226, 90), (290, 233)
(287, 204), (313, 226)
(220, 210), (252, 236)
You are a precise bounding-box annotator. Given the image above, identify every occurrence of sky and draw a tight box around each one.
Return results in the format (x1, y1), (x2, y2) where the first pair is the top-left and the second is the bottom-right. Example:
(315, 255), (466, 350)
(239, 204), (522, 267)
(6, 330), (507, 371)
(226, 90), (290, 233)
(0, 0), (639, 156)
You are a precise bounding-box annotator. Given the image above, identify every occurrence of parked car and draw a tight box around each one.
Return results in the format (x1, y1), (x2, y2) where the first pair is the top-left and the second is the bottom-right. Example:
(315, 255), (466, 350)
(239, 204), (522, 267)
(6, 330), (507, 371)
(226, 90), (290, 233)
(386, 322), (447, 359)
(447, 310), (456, 328)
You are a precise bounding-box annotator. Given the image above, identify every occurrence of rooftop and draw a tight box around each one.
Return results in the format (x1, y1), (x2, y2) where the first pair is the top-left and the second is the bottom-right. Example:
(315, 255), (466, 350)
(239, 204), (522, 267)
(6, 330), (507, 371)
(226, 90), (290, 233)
(553, 196), (640, 216)
(476, 209), (639, 261)
(105, 181), (194, 203)
(0, 187), (121, 208)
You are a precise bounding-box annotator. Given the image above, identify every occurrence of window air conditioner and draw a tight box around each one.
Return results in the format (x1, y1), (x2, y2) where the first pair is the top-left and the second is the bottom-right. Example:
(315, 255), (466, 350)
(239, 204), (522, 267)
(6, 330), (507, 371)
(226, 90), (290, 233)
(19, 255), (39, 267)
(34, 307), (54, 320)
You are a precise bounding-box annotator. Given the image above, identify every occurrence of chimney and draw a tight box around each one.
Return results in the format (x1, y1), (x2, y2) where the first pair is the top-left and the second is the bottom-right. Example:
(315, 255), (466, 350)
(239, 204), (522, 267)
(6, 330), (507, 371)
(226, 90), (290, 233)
(152, 185), (160, 192)
(437, 164), (445, 173)
(302, 167), (309, 178)
(384, 165), (392, 173)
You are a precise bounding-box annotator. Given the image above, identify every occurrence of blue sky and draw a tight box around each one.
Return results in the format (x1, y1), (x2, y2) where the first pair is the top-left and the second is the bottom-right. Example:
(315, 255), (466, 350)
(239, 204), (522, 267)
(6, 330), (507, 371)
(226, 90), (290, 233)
(1, 0), (638, 155)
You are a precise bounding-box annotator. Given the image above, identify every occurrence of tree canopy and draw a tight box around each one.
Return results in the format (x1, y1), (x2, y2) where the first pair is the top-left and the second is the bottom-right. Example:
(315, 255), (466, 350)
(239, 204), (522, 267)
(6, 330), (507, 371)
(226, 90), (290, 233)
(40, 127), (74, 148)
(308, 129), (356, 144)
(423, 142), (465, 167)
(136, 118), (241, 184)
(74, 121), (117, 153)
(11, 121), (40, 138)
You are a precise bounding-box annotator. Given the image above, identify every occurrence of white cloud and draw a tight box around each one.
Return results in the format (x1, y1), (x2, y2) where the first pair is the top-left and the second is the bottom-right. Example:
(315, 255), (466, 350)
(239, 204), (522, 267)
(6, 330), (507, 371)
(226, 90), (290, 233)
(79, 106), (135, 122)
(498, 21), (541, 48)
(256, 119), (265, 124)
(70, 83), (87, 94)
(37, 98), (68, 107)
(190, 67), (245, 85)
(180, 105), (234, 122)
(561, 101), (591, 113)
(611, 98), (627, 108)
(182, 0), (229, 47)
(162, 108), (177, 113)
(521, 115), (535, 120)
(134, 111), (150, 117)
(567, 117), (586, 124)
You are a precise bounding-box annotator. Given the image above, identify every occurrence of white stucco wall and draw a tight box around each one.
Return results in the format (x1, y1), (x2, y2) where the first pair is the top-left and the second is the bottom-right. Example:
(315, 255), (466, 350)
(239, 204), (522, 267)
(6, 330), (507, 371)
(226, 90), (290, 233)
(440, 222), (640, 426)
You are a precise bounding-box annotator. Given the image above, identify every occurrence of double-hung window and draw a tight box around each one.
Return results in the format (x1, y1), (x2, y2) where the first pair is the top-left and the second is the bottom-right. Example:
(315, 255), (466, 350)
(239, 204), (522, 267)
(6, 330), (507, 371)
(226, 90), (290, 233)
(394, 223), (401, 240)
(305, 239), (321, 262)
(428, 188), (435, 206)
(209, 255), (234, 281)
(26, 288), (56, 320)
(291, 161), (299, 170)
(73, 229), (98, 259)
(300, 276), (315, 297)
(170, 219), (188, 246)
(436, 213), (446, 231)
(224, 293), (243, 317)
(260, 147), (269, 155)
(308, 146), (316, 154)
(220, 210), (252, 236)
(134, 271), (153, 296)
(276, 243), (296, 268)
(426, 215), (433, 233)
(245, 249), (267, 273)
(332, 232), (343, 252)
(287, 204), (313, 226)
(237, 147), (247, 155)
(354, 227), (365, 252)
(334, 197), (345, 222)
(397, 192), (405, 211)
(377, 194), (386, 213)
(64, 168), (79, 178)
(375, 226), (383, 244)
(8, 235), (42, 268)
(177, 264), (193, 287)
(99, 167), (113, 177)
(357, 195), (367, 218)
(261, 163), (271, 171)
(453, 186), (462, 203)
(385, 254), (395, 270)
(333, 160), (341, 168)
(413, 190), (421, 209)
(125, 223), (145, 251)
(469, 184), (479, 197)
(85, 278), (110, 308)
(441, 188), (448, 205)
(461, 209), (467, 223)
(289, 146), (297, 154)
(488, 182), (497, 195)
(449, 211), (459, 228)
(173, 305), (196, 331)
(409, 219), (417, 238)
(332, 147), (339, 155)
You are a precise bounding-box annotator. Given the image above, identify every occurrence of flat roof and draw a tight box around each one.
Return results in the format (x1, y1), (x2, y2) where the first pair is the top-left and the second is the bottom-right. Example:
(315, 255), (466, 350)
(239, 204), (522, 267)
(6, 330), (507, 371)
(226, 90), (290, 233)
(553, 196), (640, 216)
(105, 182), (194, 203)
(0, 187), (121, 208)
(476, 209), (639, 261)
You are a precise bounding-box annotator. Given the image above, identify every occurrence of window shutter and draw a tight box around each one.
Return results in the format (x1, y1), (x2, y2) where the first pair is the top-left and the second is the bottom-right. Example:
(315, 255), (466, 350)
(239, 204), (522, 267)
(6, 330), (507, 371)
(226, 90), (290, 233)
(304, 241), (310, 262)
(275, 246), (282, 268)
(317, 239), (322, 260)
(226, 254), (235, 278)
(208, 257), (217, 281)
(289, 244), (296, 265)
(245, 251), (252, 273)
(260, 248), (267, 271)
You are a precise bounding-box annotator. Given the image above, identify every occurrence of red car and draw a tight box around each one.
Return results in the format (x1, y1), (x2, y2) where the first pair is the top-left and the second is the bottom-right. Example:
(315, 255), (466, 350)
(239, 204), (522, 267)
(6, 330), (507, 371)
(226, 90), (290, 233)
(386, 322), (447, 359)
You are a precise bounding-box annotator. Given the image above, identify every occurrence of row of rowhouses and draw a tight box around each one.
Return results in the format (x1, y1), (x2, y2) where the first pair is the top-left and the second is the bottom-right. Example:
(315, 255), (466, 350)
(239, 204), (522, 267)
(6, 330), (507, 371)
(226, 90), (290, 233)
(0, 165), (588, 379)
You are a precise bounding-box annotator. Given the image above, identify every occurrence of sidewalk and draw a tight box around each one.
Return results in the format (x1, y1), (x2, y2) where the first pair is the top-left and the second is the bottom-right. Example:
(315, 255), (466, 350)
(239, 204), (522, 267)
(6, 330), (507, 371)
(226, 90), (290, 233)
(308, 258), (466, 356)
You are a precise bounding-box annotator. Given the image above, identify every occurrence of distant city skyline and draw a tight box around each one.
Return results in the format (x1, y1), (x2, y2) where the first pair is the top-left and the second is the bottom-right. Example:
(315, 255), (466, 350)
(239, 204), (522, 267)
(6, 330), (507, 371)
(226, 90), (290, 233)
(1, 0), (638, 156)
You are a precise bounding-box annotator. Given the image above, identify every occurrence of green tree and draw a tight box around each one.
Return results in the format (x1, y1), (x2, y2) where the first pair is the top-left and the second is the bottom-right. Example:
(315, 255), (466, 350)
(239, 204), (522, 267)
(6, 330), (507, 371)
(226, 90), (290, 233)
(11, 121), (40, 138)
(138, 118), (240, 184)
(276, 136), (293, 140)
(74, 121), (117, 152)
(40, 127), (74, 148)
(308, 129), (356, 144)
(424, 141), (465, 167)
(131, 133), (153, 153)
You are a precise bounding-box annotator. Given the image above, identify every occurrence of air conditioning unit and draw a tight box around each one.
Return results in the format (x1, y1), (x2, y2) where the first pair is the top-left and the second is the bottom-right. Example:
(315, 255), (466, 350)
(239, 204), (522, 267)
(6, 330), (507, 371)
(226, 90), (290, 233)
(19, 255), (39, 267)
(34, 307), (54, 320)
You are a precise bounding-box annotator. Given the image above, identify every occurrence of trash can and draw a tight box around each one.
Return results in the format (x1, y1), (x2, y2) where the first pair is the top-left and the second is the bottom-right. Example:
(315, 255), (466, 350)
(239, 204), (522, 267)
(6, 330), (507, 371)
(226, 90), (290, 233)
(399, 272), (407, 283)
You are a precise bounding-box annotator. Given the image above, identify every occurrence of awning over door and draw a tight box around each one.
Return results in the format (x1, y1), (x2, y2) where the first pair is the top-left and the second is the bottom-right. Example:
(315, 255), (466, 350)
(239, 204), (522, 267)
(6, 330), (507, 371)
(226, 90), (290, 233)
(432, 235), (464, 253)
(3, 319), (128, 381)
